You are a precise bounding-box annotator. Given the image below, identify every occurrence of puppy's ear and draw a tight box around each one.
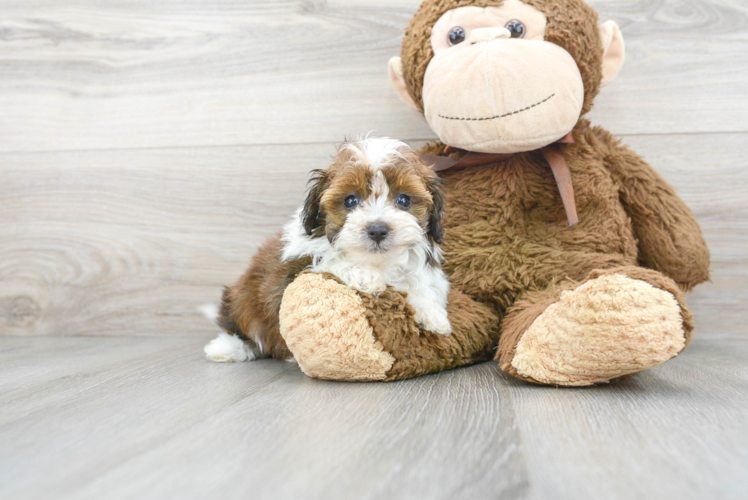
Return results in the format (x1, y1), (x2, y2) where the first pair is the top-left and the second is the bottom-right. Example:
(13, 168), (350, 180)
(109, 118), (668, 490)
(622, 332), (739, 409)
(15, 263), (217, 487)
(426, 176), (446, 245)
(301, 169), (328, 237)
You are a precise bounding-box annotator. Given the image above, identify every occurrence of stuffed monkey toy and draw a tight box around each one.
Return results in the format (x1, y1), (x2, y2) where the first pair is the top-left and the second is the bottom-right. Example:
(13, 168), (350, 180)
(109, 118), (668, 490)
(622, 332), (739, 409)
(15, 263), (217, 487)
(275, 0), (711, 386)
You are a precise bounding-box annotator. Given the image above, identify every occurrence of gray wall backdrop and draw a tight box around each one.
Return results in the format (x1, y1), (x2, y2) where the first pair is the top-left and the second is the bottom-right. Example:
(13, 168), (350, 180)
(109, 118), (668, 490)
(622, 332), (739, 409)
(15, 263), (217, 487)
(1, 0), (746, 338)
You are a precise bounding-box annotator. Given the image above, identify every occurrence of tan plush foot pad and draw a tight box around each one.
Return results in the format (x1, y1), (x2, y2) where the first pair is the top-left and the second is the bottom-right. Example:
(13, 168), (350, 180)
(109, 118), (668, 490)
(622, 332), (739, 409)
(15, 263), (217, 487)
(279, 272), (395, 381)
(511, 274), (686, 386)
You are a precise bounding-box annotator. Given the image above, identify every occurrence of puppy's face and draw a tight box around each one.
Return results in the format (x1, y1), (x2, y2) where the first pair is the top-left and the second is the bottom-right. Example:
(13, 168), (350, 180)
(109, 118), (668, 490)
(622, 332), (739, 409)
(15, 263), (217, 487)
(301, 139), (445, 255)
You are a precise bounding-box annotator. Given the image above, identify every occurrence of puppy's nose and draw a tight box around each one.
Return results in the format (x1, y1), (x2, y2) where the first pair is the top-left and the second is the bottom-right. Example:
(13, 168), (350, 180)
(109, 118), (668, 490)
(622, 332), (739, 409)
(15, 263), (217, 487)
(366, 223), (390, 243)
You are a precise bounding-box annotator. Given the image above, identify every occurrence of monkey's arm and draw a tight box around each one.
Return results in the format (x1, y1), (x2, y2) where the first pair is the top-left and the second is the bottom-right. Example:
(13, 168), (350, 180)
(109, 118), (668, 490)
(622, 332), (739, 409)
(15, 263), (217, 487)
(594, 127), (710, 291)
(279, 272), (499, 381)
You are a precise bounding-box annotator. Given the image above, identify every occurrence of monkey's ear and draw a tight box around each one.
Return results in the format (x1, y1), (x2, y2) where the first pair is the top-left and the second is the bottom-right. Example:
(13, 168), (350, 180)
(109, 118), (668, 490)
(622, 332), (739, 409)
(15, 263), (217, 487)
(301, 170), (328, 237)
(388, 57), (420, 111)
(599, 21), (625, 88)
(426, 176), (446, 245)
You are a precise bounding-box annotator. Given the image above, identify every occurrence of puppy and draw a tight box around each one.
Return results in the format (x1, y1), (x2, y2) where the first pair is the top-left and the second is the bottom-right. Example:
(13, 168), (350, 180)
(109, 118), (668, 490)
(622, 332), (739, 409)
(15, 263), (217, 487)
(204, 137), (451, 363)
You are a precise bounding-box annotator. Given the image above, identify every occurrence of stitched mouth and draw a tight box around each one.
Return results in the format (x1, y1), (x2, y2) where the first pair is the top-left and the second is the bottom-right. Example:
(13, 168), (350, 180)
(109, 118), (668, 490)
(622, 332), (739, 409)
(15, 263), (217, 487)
(438, 94), (555, 121)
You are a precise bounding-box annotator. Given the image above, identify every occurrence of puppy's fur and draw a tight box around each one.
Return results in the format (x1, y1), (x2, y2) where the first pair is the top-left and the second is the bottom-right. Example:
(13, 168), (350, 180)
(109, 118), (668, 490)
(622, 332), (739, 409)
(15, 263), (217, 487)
(205, 138), (450, 362)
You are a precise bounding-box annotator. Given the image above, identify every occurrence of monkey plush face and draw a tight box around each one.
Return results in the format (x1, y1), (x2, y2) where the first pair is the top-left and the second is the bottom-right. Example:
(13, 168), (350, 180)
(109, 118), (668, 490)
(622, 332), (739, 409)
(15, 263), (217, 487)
(389, 0), (625, 154)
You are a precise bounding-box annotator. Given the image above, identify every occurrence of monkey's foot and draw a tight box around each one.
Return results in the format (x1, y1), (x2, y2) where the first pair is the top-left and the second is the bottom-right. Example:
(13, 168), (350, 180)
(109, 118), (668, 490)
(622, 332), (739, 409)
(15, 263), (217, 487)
(499, 271), (689, 386)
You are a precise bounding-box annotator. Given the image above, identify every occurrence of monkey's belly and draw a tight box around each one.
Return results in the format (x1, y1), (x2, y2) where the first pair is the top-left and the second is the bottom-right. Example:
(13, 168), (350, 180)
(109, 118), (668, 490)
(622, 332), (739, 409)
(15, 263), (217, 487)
(438, 145), (640, 311)
(440, 207), (639, 312)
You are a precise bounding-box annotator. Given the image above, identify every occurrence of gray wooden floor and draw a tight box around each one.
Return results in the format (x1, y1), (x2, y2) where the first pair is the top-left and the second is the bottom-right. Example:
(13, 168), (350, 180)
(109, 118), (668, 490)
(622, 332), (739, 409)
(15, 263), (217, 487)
(1, 0), (748, 498)
(1, 335), (747, 500)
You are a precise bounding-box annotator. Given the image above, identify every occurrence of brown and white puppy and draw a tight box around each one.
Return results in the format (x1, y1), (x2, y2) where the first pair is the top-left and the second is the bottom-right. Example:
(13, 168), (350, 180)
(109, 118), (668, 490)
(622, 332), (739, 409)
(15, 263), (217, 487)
(204, 137), (450, 363)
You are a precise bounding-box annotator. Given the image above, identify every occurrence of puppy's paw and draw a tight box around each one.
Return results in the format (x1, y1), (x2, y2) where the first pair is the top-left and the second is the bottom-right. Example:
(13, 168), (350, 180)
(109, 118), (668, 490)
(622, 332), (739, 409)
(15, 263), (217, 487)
(413, 305), (453, 335)
(204, 333), (255, 362)
(346, 267), (387, 295)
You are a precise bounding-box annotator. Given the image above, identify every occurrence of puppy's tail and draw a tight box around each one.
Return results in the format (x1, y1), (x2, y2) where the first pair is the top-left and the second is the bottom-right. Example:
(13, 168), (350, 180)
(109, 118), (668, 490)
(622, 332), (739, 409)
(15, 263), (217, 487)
(198, 302), (220, 324)
(198, 289), (242, 336)
(197, 289), (245, 338)
(219, 287), (267, 357)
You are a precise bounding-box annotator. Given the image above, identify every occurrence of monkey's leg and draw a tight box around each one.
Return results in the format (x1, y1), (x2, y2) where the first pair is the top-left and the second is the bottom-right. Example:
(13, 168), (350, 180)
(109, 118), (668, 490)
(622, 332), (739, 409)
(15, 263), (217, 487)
(279, 271), (499, 382)
(496, 266), (694, 386)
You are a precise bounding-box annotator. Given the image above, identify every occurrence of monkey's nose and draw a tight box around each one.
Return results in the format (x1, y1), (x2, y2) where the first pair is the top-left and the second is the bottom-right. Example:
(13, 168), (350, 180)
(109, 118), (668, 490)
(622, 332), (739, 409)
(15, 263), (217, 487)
(469, 27), (512, 44)
(366, 223), (390, 244)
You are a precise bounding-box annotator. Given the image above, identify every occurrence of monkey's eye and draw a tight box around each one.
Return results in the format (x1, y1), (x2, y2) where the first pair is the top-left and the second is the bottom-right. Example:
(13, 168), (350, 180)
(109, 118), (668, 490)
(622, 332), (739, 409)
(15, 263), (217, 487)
(395, 194), (411, 209)
(344, 195), (359, 209)
(505, 20), (526, 38)
(448, 26), (466, 46)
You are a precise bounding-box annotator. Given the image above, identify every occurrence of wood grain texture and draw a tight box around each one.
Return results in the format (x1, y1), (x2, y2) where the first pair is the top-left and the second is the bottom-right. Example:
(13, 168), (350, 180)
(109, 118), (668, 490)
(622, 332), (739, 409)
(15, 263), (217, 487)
(1, 133), (746, 337)
(0, 144), (318, 336)
(0, 0), (747, 153)
(0, 335), (746, 500)
(1, 1), (745, 498)
(506, 335), (748, 500)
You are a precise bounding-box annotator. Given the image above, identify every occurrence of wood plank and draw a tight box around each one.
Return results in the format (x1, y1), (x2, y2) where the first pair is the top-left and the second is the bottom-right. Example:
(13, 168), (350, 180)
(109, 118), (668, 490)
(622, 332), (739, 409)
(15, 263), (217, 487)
(506, 335), (748, 500)
(1, 132), (745, 337)
(586, 0), (748, 136)
(0, 143), (324, 336)
(0, 336), (746, 499)
(0, 336), (530, 500)
(0, 0), (747, 153)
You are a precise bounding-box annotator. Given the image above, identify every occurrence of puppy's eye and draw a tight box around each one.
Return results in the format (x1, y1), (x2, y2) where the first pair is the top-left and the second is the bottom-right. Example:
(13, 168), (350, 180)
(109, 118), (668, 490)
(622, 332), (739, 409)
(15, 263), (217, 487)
(395, 194), (411, 209)
(505, 20), (525, 38)
(344, 195), (359, 209)
(448, 26), (466, 46)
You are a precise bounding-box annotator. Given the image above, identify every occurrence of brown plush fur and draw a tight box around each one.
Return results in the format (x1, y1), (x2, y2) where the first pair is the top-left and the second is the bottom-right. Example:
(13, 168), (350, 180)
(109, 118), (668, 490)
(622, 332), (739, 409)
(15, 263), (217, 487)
(438, 120), (710, 305)
(309, 118), (709, 383)
(276, 0), (711, 385)
(219, 234), (310, 360)
(431, 119), (709, 382)
(347, 0), (706, 383)
(361, 282), (500, 381)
